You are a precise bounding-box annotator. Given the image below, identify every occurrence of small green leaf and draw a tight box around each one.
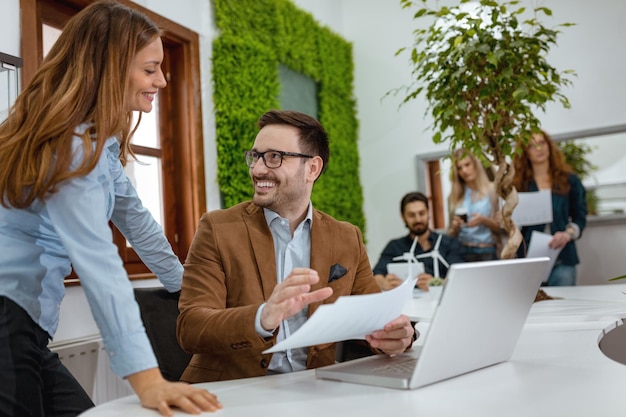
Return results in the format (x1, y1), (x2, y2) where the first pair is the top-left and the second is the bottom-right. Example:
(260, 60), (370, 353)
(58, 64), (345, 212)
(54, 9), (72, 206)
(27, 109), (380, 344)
(609, 275), (626, 282)
(486, 52), (498, 66)
(414, 8), (428, 18)
(535, 6), (553, 16)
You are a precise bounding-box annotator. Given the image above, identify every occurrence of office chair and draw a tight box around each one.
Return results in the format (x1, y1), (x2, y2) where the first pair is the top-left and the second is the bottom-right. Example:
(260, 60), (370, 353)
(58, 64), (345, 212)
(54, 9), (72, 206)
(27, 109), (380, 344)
(134, 287), (192, 381)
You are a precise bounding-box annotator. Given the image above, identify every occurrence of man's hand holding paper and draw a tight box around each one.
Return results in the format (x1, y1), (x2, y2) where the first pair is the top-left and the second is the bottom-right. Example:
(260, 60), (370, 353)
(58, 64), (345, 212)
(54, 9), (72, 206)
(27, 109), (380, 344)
(263, 275), (416, 354)
(365, 314), (415, 355)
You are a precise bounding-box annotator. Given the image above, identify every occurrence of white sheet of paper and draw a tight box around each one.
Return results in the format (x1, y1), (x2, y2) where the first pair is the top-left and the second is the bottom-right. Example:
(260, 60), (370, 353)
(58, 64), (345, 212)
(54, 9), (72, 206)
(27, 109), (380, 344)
(512, 190), (553, 226)
(263, 276), (416, 354)
(386, 261), (425, 280)
(526, 231), (562, 284)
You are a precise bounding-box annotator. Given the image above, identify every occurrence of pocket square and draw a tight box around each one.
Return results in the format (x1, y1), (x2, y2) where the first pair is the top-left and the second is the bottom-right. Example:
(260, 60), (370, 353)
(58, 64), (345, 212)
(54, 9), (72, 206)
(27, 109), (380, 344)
(328, 263), (348, 282)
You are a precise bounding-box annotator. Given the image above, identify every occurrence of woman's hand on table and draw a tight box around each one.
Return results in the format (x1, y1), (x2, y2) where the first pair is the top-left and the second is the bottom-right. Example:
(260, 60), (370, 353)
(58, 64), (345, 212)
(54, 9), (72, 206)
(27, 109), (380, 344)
(128, 368), (222, 416)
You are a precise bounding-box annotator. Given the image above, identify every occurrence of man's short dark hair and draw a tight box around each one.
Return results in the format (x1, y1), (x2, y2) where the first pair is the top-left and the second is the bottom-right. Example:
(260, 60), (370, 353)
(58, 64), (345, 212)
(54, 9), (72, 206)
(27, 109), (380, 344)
(257, 109), (330, 177)
(400, 192), (429, 214)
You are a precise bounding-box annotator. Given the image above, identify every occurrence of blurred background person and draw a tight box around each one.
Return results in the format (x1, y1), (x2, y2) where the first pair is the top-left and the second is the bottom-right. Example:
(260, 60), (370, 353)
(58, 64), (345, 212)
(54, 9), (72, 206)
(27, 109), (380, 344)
(447, 149), (501, 261)
(373, 192), (463, 291)
(513, 130), (587, 286)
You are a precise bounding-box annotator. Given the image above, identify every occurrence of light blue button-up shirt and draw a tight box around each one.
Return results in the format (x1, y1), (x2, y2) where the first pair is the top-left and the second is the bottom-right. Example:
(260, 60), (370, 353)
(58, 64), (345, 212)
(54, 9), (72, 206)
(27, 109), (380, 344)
(0, 124), (182, 377)
(255, 204), (312, 373)
(458, 187), (495, 245)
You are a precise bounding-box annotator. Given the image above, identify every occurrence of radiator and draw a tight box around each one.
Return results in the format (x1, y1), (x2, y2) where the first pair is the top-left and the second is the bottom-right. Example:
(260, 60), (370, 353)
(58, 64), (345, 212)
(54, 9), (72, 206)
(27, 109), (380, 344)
(49, 336), (134, 405)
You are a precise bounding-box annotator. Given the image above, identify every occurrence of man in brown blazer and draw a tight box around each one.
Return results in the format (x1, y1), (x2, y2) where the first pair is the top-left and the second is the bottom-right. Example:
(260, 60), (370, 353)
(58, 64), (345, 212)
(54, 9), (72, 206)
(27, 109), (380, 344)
(177, 110), (415, 383)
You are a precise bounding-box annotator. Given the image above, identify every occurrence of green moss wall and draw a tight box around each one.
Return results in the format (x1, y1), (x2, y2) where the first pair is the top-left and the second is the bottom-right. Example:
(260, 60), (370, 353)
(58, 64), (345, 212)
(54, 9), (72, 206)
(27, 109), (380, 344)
(212, 0), (366, 233)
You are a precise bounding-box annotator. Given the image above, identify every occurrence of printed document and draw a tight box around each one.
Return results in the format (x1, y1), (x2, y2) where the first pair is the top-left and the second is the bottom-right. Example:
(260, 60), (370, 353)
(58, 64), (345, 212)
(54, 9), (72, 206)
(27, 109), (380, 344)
(512, 190), (552, 226)
(386, 261), (425, 281)
(263, 275), (416, 353)
(526, 230), (563, 284)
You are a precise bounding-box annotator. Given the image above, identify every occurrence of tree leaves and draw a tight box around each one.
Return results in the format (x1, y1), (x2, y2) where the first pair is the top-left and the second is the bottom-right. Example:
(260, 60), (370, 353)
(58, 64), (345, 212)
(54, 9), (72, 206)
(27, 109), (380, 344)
(392, 0), (576, 258)
(393, 0), (575, 153)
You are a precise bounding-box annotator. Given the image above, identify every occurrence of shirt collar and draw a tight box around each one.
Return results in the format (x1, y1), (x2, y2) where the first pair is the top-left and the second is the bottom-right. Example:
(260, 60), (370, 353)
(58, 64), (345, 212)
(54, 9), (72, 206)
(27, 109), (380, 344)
(263, 202), (313, 227)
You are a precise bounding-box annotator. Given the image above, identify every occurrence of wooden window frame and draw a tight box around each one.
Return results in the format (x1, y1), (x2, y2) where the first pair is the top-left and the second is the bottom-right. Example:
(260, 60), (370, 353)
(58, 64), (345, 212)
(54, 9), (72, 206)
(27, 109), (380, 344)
(20, 0), (206, 280)
(426, 160), (445, 230)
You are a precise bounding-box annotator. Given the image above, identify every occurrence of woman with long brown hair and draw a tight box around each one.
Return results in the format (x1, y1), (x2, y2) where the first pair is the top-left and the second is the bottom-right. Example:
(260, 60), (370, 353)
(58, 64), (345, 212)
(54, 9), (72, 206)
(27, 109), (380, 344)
(0, 1), (221, 415)
(447, 149), (501, 261)
(512, 130), (587, 286)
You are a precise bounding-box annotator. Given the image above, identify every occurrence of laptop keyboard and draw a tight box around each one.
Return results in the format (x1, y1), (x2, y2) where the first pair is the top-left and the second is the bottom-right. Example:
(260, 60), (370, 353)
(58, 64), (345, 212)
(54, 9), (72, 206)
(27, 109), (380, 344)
(371, 356), (418, 376)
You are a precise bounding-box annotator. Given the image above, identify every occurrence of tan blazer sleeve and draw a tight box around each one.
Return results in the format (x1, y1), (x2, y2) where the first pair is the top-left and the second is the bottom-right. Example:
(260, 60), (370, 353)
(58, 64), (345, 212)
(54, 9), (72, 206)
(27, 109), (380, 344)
(177, 203), (279, 382)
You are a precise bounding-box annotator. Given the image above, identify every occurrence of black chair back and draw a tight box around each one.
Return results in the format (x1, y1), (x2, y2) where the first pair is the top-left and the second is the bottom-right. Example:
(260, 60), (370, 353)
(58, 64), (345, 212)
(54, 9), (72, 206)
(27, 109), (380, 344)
(134, 287), (192, 381)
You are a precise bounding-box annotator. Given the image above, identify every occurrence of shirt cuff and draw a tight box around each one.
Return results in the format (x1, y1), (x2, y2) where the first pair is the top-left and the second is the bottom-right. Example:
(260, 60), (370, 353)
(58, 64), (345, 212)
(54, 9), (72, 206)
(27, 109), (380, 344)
(157, 262), (183, 293)
(566, 222), (581, 240)
(255, 303), (275, 337)
(104, 330), (158, 378)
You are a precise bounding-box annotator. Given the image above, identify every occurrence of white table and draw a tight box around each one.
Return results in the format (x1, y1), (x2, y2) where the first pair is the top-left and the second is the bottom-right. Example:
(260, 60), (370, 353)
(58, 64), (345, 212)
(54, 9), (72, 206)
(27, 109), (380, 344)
(80, 285), (626, 417)
(404, 283), (626, 324)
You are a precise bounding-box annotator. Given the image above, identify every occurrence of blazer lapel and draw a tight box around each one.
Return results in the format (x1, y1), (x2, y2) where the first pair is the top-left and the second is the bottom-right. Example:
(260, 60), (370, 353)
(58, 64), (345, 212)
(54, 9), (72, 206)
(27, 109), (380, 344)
(243, 204), (278, 300)
(309, 210), (332, 315)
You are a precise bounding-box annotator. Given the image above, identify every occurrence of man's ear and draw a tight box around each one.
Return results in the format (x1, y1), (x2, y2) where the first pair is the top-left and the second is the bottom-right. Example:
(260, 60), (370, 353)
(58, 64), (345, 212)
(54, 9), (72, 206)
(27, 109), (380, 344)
(307, 156), (324, 182)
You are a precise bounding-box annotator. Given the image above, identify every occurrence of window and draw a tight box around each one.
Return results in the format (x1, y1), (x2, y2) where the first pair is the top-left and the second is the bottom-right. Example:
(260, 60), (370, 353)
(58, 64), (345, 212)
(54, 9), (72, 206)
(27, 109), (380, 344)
(425, 159), (445, 229)
(20, 0), (206, 281)
(415, 152), (450, 230)
(0, 52), (22, 123)
(278, 64), (319, 118)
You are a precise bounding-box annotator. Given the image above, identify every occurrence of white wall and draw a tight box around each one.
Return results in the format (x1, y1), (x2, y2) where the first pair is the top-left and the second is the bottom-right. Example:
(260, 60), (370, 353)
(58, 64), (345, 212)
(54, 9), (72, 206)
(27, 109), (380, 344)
(1, 0), (625, 342)
(0, 1), (20, 56)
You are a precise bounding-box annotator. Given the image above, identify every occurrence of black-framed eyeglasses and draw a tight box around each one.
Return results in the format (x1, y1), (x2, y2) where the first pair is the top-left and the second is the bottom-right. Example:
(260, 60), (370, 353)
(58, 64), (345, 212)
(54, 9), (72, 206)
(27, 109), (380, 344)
(244, 150), (313, 169)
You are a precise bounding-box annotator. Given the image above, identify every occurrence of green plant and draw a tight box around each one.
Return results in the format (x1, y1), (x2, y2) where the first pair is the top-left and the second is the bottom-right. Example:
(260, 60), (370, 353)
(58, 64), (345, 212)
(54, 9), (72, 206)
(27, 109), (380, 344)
(212, 0), (366, 233)
(394, 0), (575, 258)
(428, 276), (445, 286)
(559, 140), (598, 215)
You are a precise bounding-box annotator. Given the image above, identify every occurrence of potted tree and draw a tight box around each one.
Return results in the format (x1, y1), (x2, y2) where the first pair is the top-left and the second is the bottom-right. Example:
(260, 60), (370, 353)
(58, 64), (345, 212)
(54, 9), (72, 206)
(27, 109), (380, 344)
(394, 0), (575, 259)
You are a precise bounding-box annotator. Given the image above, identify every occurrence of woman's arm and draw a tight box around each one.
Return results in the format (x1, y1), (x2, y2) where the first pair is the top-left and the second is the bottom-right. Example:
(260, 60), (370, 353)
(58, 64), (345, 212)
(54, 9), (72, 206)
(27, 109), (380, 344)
(567, 174), (588, 239)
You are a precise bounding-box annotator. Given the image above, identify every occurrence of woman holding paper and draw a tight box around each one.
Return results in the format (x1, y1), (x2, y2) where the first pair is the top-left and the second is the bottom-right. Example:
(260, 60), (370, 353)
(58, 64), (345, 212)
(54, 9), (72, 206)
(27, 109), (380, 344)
(512, 131), (587, 286)
(448, 149), (501, 261)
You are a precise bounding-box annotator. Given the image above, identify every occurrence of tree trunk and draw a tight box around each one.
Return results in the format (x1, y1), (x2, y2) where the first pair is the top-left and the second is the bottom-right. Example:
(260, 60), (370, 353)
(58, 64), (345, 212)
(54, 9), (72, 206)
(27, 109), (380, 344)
(493, 158), (553, 302)
(493, 159), (522, 259)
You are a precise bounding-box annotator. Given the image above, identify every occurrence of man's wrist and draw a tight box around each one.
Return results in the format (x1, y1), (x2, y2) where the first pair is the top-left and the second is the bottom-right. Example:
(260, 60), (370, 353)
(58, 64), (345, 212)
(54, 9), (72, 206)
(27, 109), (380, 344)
(256, 303), (276, 336)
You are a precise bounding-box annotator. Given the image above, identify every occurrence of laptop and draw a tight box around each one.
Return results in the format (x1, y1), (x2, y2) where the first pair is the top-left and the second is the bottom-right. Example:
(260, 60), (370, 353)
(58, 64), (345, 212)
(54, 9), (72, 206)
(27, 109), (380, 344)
(315, 257), (550, 389)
